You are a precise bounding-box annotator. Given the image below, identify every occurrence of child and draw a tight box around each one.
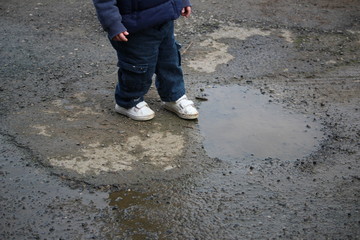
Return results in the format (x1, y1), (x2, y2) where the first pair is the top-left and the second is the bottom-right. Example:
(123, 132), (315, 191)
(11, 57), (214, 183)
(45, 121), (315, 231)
(92, 0), (199, 121)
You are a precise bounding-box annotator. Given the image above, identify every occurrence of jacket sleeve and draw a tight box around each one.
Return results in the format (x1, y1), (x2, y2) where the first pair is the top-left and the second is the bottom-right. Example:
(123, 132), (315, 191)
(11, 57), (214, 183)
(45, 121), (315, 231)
(183, 0), (191, 7)
(92, 0), (127, 39)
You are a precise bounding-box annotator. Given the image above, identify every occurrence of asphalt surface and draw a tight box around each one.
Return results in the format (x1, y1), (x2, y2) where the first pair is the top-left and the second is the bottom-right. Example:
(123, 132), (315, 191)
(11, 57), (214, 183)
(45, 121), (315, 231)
(1, 0), (360, 239)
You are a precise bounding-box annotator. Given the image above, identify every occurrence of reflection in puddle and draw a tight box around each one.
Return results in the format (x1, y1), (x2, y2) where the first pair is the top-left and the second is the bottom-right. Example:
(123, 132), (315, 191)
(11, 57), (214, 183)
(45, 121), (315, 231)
(199, 85), (324, 161)
(109, 190), (170, 239)
(109, 190), (157, 209)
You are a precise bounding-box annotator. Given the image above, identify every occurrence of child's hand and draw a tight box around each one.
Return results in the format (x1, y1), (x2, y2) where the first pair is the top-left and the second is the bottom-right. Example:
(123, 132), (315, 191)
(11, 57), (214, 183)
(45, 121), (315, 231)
(181, 6), (191, 18)
(112, 31), (129, 41)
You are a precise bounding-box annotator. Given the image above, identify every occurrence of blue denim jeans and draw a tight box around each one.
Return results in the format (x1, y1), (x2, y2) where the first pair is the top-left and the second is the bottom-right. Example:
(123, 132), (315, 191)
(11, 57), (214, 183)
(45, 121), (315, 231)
(110, 21), (186, 109)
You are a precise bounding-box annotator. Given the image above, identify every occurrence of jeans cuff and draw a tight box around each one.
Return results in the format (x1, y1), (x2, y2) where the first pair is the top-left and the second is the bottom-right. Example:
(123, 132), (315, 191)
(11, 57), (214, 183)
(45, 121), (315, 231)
(160, 90), (186, 102)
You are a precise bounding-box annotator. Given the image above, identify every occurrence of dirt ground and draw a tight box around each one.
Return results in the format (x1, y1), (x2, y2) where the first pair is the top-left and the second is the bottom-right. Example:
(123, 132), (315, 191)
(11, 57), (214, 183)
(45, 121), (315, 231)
(1, 0), (359, 239)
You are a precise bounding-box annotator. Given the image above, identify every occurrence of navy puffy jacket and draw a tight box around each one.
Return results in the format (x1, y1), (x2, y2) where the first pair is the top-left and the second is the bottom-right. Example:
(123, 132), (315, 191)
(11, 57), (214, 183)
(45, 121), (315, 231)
(93, 0), (191, 38)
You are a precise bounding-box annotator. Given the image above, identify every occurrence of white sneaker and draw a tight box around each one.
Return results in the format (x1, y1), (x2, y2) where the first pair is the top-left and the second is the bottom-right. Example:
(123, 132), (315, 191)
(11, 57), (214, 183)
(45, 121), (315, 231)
(115, 101), (155, 121)
(163, 95), (199, 120)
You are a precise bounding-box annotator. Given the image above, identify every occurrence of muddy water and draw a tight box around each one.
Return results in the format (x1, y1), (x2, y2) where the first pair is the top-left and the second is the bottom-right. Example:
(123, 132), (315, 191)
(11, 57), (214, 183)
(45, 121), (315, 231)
(198, 85), (324, 161)
(108, 188), (177, 239)
(109, 190), (164, 239)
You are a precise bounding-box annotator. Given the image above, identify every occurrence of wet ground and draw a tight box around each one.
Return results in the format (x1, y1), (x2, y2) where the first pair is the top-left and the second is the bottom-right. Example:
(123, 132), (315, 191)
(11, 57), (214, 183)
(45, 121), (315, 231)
(1, 0), (360, 239)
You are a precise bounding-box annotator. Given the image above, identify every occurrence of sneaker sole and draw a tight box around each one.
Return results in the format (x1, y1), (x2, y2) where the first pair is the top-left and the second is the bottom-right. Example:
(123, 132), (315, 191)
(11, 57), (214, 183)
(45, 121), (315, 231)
(115, 106), (155, 121)
(164, 105), (199, 120)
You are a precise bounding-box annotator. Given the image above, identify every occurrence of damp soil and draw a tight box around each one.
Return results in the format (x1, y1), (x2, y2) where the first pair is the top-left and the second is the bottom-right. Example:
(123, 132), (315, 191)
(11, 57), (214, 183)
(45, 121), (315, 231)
(1, 0), (360, 239)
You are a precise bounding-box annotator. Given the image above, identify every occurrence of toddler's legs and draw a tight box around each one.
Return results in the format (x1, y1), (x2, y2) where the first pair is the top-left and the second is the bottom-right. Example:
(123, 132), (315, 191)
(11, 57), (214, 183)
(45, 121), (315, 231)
(155, 22), (186, 102)
(109, 21), (186, 109)
(110, 32), (159, 109)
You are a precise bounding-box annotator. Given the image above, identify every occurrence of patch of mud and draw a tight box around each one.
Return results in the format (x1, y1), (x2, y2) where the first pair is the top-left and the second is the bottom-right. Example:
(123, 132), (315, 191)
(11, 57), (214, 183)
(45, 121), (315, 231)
(4, 88), (194, 183)
(49, 132), (184, 174)
(188, 39), (234, 73)
(187, 25), (293, 73)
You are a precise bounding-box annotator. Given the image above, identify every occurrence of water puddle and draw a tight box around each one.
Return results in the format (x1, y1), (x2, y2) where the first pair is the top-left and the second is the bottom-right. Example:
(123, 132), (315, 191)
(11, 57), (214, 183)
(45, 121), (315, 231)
(108, 189), (170, 239)
(199, 85), (324, 161)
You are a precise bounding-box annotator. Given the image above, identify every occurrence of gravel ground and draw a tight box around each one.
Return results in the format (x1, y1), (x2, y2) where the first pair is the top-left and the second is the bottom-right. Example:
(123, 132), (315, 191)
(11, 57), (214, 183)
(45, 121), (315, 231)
(1, 0), (359, 239)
